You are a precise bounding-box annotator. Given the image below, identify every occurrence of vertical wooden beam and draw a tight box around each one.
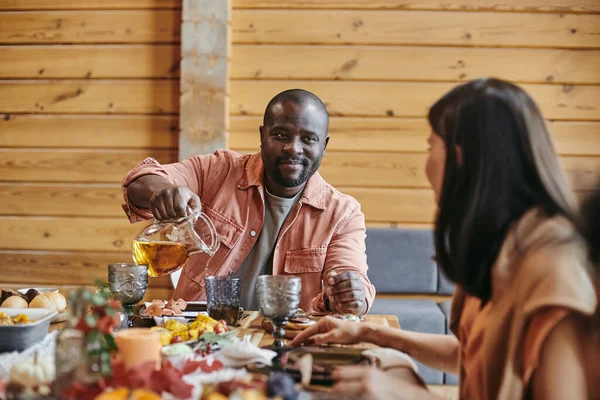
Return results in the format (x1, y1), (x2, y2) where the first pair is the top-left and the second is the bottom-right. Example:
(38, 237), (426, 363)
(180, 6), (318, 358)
(179, 0), (231, 160)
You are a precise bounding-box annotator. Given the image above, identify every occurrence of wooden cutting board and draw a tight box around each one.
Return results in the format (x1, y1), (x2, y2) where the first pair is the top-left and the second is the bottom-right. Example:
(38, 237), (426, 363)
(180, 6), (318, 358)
(234, 311), (399, 349)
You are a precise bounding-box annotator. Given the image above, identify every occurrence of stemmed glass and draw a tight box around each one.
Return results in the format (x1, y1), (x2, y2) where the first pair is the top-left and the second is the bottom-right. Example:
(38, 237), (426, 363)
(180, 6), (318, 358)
(108, 263), (148, 327)
(257, 275), (302, 351)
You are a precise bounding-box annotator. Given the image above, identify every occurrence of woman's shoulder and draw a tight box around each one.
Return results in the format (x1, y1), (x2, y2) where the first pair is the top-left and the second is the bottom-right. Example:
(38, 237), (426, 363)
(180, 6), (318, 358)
(501, 208), (596, 316)
(515, 208), (577, 247)
(497, 208), (584, 272)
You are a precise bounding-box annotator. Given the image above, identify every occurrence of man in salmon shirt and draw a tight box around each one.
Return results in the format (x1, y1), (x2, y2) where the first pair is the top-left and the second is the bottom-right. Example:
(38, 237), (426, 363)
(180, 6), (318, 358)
(122, 89), (375, 315)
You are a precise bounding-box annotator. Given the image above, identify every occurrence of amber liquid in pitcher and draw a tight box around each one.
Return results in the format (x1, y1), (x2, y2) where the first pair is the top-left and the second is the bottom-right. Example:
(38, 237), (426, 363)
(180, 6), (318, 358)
(132, 240), (189, 277)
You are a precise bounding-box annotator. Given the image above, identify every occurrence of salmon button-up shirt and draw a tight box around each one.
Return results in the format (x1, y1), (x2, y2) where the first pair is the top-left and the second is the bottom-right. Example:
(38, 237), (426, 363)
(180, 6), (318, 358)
(122, 150), (376, 313)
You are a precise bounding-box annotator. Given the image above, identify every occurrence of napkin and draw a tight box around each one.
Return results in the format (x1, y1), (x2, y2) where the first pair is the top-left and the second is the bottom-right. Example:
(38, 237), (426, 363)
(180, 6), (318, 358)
(183, 366), (248, 385)
(362, 348), (420, 374)
(175, 364), (248, 400)
(0, 331), (58, 378)
(215, 335), (277, 367)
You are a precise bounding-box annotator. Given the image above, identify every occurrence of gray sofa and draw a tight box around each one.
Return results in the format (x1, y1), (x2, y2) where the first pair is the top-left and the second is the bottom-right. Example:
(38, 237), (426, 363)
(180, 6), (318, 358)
(365, 228), (458, 385)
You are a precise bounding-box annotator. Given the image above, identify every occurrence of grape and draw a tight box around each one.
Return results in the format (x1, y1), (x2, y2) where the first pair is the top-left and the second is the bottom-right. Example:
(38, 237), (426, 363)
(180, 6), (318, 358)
(267, 372), (298, 400)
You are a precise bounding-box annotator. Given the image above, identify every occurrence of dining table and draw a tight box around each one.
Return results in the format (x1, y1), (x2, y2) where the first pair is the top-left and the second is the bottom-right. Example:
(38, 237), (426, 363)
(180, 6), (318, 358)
(239, 311), (399, 348)
(48, 311), (399, 392)
(47, 310), (459, 399)
(50, 310), (401, 347)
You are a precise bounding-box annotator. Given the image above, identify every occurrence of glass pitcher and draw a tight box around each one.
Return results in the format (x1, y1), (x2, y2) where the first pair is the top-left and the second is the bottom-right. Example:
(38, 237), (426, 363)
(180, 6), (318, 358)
(131, 210), (220, 277)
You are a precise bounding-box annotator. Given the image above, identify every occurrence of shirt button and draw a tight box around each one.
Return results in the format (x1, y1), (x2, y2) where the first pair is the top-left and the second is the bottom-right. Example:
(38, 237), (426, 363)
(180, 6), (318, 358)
(250, 230), (256, 237)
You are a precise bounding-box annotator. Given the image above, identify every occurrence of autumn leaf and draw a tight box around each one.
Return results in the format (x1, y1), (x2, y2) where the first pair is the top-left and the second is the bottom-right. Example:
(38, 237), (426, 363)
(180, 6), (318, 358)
(150, 362), (194, 399)
(183, 359), (224, 375)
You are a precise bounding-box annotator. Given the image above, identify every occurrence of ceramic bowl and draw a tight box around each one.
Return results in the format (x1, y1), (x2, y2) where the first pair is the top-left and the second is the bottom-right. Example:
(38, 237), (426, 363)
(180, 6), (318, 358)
(0, 308), (58, 353)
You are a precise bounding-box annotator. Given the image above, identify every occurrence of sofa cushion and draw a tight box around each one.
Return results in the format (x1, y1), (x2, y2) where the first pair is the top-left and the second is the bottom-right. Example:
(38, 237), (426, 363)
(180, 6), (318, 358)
(366, 228), (437, 294)
(445, 371), (459, 385)
(438, 300), (459, 385)
(439, 300), (452, 334)
(370, 299), (446, 334)
(437, 268), (456, 295)
(369, 298), (445, 384)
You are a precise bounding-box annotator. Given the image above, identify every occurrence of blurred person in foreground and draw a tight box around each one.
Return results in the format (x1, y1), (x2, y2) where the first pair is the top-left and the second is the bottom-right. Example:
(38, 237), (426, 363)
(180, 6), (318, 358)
(122, 89), (375, 315)
(293, 78), (597, 399)
(580, 187), (600, 400)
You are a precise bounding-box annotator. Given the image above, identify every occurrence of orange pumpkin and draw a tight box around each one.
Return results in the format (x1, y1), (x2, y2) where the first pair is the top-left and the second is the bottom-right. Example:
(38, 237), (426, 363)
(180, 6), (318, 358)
(204, 393), (229, 400)
(94, 388), (162, 400)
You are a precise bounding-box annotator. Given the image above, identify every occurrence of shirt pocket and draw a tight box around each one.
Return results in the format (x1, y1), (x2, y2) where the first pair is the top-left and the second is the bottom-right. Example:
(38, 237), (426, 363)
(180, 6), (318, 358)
(203, 205), (243, 249)
(184, 206), (243, 286)
(284, 248), (327, 274)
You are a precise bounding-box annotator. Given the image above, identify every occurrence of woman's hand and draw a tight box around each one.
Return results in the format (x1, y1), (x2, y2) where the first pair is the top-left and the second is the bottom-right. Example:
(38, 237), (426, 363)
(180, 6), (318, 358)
(291, 316), (366, 347)
(331, 366), (439, 400)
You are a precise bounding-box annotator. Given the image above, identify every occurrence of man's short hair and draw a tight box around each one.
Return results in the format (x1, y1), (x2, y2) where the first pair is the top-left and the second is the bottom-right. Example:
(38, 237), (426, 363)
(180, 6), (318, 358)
(263, 89), (329, 128)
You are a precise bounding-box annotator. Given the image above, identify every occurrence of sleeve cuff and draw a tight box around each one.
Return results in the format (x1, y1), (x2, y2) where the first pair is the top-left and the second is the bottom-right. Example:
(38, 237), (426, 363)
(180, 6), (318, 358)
(121, 157), (167, 224)
(311, 293), (329, 314)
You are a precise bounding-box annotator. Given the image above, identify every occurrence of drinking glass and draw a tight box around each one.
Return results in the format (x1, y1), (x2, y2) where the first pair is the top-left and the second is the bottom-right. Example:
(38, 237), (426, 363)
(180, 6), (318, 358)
(205, 276), (241, 326)
(108, 263), (148, 326)
(257, 275), (302, 351)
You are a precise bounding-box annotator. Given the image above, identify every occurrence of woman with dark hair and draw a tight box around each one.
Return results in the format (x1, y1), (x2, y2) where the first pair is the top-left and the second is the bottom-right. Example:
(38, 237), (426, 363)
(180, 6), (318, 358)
(581, 187), (600, 273)
(580, 187), (600, 400)
(293, 78), (597, 399)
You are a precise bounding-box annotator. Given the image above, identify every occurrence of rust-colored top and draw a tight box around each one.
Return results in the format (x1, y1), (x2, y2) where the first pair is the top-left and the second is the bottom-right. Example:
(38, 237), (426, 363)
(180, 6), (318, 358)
(450, 209), (596, 399)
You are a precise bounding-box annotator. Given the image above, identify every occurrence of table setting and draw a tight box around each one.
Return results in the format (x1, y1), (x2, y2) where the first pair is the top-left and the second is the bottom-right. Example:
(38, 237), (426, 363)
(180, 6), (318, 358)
(0, 213), (402, 400)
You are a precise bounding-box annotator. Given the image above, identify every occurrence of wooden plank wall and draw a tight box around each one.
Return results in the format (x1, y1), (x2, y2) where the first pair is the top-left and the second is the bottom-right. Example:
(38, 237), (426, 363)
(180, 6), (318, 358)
(0, 0), (182, 293)
(227, 0), (600, 228)
(0, 0), (599, 296)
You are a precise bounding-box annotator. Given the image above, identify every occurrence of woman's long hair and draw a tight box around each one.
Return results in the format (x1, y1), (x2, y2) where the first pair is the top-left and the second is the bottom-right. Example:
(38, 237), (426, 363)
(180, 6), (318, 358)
(581, 187), (600, 267)
(428, 78), (576, 302)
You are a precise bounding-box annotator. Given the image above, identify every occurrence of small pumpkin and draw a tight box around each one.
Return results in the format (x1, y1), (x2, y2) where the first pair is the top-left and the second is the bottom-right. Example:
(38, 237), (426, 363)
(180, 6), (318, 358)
(9, 353), (55, 388)
(93, 388), (162, 400)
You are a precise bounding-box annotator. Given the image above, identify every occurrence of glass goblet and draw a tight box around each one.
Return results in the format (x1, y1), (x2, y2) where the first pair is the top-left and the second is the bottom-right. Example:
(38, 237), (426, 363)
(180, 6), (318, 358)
(257, 275), (302, 352)
(108, 263), (148, 327)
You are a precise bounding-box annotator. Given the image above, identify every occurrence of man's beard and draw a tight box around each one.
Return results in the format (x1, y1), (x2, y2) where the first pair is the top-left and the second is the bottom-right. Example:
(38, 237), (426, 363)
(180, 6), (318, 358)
(273, 156), (321, 188)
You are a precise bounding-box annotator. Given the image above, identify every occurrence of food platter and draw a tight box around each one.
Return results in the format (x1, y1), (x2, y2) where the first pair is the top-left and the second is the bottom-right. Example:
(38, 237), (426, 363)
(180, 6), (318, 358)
(1, 288), (68, 324)
(260, 309), (360, 339)
(135, 301), (207, 319)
